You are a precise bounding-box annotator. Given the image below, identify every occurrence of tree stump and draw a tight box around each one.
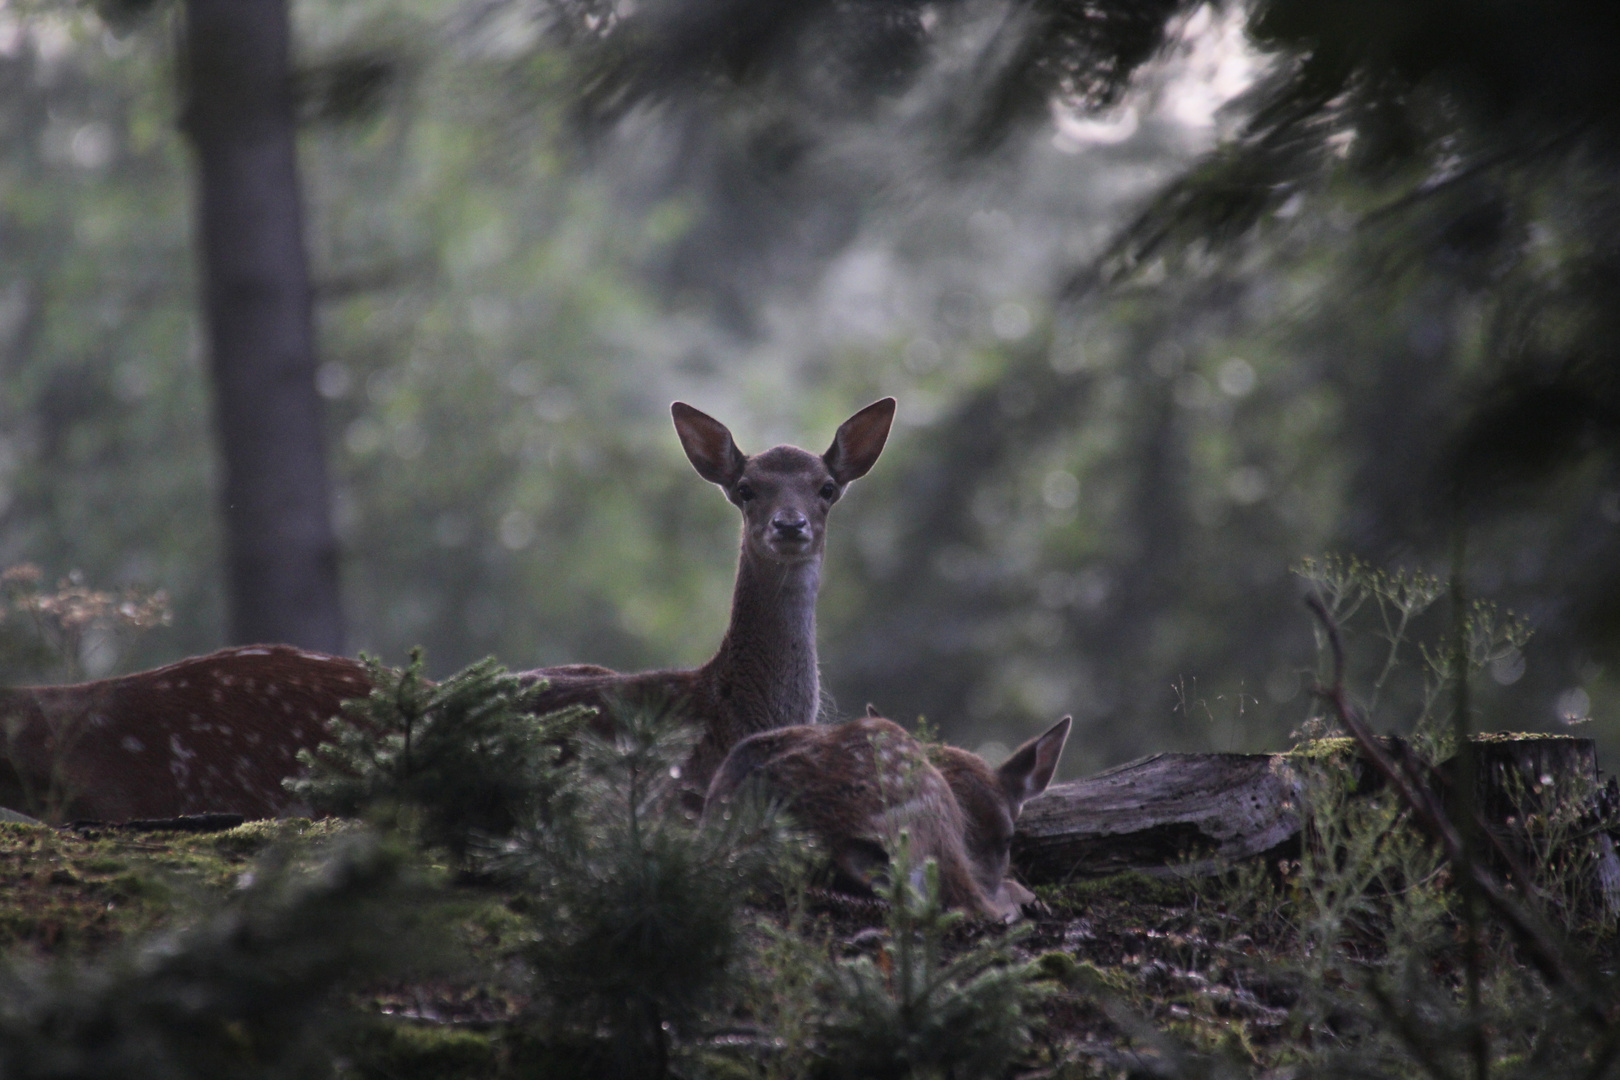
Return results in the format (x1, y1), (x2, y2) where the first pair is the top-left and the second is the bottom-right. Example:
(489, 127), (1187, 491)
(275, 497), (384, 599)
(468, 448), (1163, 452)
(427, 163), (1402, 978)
(1452, 734), (1597, 822)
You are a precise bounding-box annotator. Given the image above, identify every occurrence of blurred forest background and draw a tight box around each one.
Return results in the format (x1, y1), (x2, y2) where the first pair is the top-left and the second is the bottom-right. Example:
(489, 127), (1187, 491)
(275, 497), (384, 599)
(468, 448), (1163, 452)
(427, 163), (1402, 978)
(3, 0), (1619, 779)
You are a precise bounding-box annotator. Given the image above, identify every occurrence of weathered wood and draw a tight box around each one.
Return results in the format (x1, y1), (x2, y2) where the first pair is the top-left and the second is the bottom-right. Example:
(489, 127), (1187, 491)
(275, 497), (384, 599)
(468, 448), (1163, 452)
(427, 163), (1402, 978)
(1457, 734), (1597, 821)
(1012, 736), (1607, 884)
(1012, 752), (1301, 883)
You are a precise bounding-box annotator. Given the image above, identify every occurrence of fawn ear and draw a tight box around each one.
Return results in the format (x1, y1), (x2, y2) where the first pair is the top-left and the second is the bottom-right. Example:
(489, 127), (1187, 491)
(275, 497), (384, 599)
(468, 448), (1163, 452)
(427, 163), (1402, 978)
(866, 703), (882, 718)
(672, 402), (747, 487)
(823, 398), (896, 485)
(997, 715), (1071, 815)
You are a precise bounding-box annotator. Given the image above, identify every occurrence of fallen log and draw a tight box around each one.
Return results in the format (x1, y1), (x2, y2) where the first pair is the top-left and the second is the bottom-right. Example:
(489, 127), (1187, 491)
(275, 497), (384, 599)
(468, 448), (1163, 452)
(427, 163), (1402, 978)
(1012, 752), (1301, 882)
(1012, 735), (1609, 885)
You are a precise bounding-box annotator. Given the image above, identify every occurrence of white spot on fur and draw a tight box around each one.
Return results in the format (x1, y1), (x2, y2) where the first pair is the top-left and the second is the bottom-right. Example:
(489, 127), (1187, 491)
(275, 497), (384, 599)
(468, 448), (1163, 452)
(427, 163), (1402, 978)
(121, 736), (144, 753)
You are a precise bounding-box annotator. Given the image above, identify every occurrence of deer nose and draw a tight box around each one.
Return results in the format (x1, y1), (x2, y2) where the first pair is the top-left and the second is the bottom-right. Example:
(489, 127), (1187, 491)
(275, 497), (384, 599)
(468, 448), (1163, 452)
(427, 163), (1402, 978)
(771, 512), (809, 540)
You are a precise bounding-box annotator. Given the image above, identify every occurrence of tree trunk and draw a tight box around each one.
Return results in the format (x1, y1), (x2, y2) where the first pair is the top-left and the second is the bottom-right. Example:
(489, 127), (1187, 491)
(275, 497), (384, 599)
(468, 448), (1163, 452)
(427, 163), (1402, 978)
(181, 0), (344, 651)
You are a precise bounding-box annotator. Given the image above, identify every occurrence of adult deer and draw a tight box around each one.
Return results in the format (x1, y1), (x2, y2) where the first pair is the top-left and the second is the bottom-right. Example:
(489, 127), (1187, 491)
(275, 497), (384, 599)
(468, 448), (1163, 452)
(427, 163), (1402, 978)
(514, 397), (895, 796)
(705, 709), (1071, 920)
(0, 399), (895, 822)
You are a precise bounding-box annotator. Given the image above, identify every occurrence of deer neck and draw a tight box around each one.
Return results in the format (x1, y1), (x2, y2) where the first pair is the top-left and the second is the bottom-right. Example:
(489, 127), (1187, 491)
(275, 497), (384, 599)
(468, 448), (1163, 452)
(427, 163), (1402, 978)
(704, 549), (822, 734)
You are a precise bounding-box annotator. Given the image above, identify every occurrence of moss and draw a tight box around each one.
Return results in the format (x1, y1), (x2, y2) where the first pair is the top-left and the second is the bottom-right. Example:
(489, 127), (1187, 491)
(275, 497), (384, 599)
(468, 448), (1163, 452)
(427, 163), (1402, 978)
(1065, 959), (1135, 996)
(77, 855), (128, 874)
(1034, 950), (1081, 985)
(1284, 737), (1359, 762)
(1037, 871), (1197, 912)
(101, 870), (173, 903)
(345, 1020), (499, 1080)
(1471, 731), (1581, 743)
(204, 817), (347, 856)
(1287, 733), (1581, 761)
(682, 1050), (761, 1080)
(0, 816), (365, 953)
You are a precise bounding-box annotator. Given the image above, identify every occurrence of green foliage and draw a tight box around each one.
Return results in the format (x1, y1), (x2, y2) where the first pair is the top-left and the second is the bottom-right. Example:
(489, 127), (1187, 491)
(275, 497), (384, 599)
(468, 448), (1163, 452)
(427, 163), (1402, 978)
(1266, 752), (1615, 1079)
(496, 700), (797, 1079)
(286, 648), (590, 859)
(0, 829), (442, 1080)
(1294, 554), (1532, 754)
(1287, 753), (1449, 1018)
(1192, 570), (1620, 1078)
(812, 840), (1049, 1080)
(342, 1021), (498, 1080)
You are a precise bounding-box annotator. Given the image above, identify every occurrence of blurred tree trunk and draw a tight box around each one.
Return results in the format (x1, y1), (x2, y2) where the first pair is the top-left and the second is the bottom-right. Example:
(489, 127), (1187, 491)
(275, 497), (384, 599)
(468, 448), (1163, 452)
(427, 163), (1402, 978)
(180, 0), (344, 651)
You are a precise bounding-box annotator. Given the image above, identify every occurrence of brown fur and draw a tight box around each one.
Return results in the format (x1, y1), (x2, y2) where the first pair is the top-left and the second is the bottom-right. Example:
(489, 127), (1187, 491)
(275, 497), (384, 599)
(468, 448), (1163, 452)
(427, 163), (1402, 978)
(0, 645), (370, 821)
(512, 398), (895, 794)
(704, 712), (1071, 920)
(0, 401), (895, 821)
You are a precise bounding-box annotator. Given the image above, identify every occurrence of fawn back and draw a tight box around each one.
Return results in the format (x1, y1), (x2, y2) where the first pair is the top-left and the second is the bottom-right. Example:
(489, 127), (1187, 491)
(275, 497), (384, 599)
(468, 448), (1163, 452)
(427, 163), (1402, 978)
(704, 711), (1071, 919)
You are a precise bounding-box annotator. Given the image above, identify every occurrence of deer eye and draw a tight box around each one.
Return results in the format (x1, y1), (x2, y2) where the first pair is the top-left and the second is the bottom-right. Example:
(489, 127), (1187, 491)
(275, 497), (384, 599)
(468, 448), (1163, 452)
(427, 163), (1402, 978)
(734, 483), (756, 502)
(819, 482), (839, 500)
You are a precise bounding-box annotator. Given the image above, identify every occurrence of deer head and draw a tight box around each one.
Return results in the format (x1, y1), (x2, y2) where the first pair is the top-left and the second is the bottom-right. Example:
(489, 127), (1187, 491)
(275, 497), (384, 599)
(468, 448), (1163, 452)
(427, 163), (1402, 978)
(931, 714), (1072, 916)
(671, 399), (895, 569)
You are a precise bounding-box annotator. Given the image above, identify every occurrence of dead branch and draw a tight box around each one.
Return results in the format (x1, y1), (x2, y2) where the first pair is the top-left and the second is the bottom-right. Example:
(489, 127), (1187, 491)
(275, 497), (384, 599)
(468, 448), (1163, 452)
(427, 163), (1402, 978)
(1305, 595), (1609, 1025)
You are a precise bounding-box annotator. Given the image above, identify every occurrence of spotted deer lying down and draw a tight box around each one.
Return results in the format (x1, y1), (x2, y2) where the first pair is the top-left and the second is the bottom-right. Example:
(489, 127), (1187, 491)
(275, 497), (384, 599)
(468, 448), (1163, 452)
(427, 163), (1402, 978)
(0, 400), (895, 823)
(704, 710), (1071, 920)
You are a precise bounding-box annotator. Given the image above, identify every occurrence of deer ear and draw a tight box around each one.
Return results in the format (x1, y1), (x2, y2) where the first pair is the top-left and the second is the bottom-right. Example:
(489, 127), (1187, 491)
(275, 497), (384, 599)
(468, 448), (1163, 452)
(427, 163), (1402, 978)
(997, 715), (1071, 815)
(823, 398), (896, 485)
(672, 402), (747, 487)
(866, 703), (882, 718)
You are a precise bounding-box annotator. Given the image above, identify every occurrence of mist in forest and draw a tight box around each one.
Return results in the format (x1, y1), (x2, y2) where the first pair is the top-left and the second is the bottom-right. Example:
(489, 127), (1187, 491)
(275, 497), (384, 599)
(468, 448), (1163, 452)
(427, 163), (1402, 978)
(2, 0), (1618, 779)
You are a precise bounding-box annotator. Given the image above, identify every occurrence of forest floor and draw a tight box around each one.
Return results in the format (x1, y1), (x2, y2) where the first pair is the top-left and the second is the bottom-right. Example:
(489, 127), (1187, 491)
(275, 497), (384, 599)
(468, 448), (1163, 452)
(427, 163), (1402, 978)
(0, 817), (1607, 1079)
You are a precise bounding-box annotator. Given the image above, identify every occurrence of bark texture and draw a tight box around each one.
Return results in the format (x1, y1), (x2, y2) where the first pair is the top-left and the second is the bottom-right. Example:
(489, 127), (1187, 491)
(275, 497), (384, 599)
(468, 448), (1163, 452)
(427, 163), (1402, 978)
(183, 0), (343, 650)
(1012, 752), (1302, 882)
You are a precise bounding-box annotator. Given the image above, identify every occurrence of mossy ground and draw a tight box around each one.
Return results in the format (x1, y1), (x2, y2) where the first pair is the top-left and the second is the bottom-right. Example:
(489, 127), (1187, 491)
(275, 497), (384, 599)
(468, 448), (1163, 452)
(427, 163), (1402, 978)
(0, 818), (354, 954)
(0, 820), (1610, 1078)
